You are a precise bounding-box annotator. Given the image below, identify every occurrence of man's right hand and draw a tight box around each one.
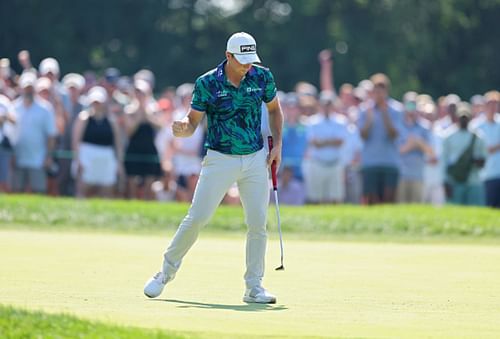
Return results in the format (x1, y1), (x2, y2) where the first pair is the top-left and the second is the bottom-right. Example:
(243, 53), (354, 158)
(172, 120), (192, 137)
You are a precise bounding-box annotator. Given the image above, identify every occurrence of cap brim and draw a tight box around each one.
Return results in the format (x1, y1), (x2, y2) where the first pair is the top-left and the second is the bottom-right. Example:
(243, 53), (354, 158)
(21, 82), (35, 89)
(89, 96), (106, 104)
(233, 53), (261, 64)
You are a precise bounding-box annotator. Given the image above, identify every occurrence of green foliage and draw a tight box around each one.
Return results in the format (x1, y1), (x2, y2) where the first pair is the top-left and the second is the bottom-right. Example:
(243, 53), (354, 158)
(1, 0), (498, 98)
(0, 305), (188, 338)
(1, 195), (499, 239)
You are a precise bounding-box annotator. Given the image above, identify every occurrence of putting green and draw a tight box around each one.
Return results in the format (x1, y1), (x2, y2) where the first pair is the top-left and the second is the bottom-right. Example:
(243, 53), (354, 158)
(1, 229), (500, 338)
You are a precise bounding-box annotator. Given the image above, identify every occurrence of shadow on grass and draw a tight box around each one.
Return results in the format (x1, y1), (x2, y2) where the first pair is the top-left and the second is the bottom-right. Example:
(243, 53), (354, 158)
(151, 299), (288, 312)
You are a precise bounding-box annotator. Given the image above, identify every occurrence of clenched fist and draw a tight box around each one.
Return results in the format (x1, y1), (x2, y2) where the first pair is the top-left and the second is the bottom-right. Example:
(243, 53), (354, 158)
(172, 120), (193, 137)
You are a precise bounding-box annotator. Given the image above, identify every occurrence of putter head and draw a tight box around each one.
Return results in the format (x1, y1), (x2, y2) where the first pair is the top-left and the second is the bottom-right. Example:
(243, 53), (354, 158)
(275, 265), (285, 271)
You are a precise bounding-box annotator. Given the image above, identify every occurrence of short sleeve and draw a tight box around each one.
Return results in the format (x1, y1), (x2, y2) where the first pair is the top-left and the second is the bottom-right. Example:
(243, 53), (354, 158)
(190, 77), (208, 112)
(262, 70), (277, 103)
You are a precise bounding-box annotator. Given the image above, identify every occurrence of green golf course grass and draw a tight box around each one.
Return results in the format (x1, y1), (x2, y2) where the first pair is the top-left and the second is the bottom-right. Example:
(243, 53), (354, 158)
(1, 196), (500, 338)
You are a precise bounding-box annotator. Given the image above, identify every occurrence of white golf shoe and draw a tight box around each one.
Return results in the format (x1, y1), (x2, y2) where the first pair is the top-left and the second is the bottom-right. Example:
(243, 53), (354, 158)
(243, 286), (277, 304)
(144, 272), (168, 298)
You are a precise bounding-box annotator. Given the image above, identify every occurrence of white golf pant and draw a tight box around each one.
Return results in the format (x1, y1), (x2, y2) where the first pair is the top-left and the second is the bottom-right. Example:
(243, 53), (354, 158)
(162, 148), (269, 289)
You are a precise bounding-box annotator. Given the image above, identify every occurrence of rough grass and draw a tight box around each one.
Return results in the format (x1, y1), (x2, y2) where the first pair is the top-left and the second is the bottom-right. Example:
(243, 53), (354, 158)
(1, 194), (499, 239)
(0, 305), (189, 339)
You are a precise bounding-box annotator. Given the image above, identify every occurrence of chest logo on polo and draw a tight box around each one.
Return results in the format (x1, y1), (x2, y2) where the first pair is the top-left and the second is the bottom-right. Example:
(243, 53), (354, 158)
(246, 87), (262, 93)
(216, 90), (229, 97)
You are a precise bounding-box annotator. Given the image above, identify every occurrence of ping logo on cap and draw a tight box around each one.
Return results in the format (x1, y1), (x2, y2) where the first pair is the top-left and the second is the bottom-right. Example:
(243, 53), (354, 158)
(240, 44), (256, 53)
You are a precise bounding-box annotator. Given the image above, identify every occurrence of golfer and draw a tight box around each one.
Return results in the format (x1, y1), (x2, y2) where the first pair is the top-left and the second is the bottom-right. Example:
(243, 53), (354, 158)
(144, 32), (284, 303)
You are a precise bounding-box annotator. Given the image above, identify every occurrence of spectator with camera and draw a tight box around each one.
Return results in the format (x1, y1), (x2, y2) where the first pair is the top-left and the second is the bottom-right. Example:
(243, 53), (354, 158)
(443, 102), (487, 205)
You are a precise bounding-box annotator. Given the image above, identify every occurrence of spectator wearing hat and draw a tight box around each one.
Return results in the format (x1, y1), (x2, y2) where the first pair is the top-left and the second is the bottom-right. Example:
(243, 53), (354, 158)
(357, 73), (403, 204)
(38, 57), (70, 113)
(436, 94), (460, 133)
(57, 73), (85, 196)
(474, 91), (500, 207)
(0, 58), (17, 100)
(304, 90), (348, 203)
(72, 86), (123, 198)
(123, 80), (163, 200)
(358, 79), (375, 105)
(295, 81), (319, 119)
(11, 72), (57, 193)
(134, 69), (155, 91)
(0, 58), (12, 82)
(0, 95), (16, 192)
(471, 94), (485, 117)
(442, 102), (487, 205)
(397, 92), (432, 203)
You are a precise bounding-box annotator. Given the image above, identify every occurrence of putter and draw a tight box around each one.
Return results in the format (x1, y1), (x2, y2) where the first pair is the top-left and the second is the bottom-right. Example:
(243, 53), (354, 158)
(268, 136), (284, 271)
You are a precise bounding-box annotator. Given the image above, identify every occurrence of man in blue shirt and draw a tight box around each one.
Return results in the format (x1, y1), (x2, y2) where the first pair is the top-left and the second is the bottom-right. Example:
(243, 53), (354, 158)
(357, 73), (403, 204)
(144, 32), (284, 304)
(397, 92), (432, 202)
(12, 72), (57, 193)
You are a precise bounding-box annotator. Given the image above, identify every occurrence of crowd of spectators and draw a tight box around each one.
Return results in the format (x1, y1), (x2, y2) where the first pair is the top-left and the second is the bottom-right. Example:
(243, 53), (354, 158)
(0, 50), (499, 207)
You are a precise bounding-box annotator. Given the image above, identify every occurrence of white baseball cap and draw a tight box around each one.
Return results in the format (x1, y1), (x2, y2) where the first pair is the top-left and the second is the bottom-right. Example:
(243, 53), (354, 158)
(62, 73), (85, 91)
(35, 77), (52, 92)
(87, 86), (108, 104)
(19, 71), (37, 89)
(226, 32), (261, 64)
(39, 57), (60, 76)
(134, 79), (151, 94)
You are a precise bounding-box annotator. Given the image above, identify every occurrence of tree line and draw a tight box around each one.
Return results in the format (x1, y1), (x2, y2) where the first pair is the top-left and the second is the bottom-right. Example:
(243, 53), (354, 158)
(1, 0), (499, 99)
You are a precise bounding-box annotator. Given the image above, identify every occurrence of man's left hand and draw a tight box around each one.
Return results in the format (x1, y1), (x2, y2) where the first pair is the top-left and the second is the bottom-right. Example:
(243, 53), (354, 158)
(267, 143), (282, 169)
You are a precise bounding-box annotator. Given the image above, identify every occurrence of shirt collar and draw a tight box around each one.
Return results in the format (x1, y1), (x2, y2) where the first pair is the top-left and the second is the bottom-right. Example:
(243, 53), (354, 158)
(215, 59), (256, 84)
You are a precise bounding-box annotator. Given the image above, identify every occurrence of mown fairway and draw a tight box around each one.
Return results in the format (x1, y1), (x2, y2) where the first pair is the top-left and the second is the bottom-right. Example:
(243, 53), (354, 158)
(1, 226), (500, 338)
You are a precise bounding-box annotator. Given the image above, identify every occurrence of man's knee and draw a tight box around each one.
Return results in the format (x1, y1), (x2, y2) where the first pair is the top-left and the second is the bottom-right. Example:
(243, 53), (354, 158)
(246, 210), (267, 234)
(182, 210), (212, 230)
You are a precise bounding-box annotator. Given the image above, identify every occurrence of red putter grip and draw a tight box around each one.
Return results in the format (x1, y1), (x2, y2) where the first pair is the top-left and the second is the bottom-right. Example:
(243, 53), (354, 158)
(267, 136), (278, 190)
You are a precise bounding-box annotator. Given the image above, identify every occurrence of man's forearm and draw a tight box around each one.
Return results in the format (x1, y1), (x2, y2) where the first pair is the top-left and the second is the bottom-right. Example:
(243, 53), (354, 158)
(46, 137), (56, 156)
(268, 107), (283, 146)
(360, 121), (372, 140)
(488, 144), (500, 154)
(381, 110), (397, 139)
